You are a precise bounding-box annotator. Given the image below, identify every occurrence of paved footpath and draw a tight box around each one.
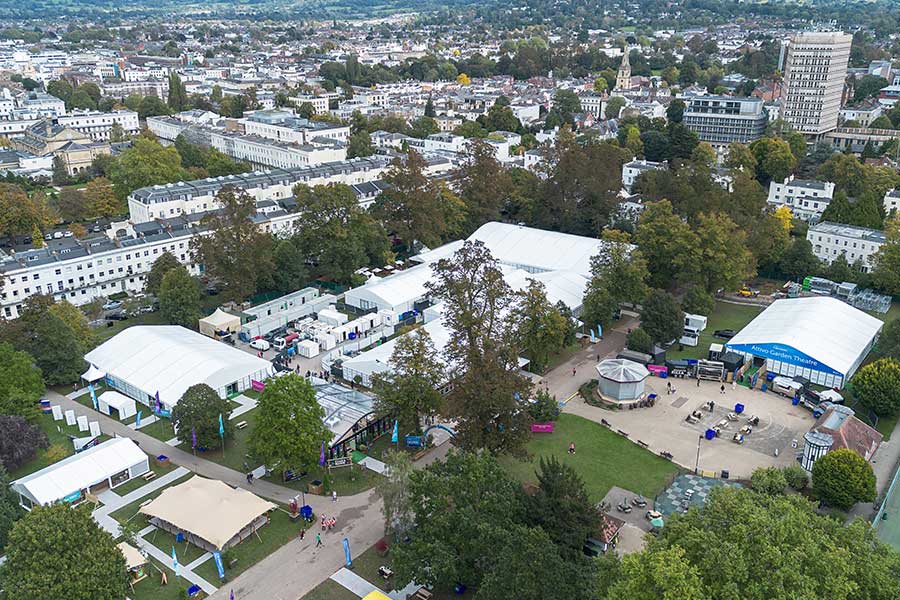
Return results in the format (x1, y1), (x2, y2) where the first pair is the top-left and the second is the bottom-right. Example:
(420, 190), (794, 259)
(50, 389), (451, 600)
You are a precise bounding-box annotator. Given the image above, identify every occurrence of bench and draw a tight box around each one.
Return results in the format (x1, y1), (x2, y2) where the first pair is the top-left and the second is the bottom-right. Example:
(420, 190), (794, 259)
(139, 498), (153, 508)
(235, 421), (248, 430)
(142, 471), (158, 481)
(413, 589), (433, 600)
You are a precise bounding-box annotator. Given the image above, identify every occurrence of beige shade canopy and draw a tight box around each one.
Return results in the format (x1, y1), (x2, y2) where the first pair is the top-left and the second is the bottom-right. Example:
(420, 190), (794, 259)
(139, 476), (276, 550)
(117, 542), (147, 570)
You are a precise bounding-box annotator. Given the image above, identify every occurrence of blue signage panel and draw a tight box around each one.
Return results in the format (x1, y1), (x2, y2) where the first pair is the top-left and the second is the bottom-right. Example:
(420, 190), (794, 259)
(726, 342), (842, 376)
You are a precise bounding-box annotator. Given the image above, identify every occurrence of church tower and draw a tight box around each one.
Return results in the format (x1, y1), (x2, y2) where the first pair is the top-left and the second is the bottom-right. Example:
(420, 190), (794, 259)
(615, 48), (632, 91)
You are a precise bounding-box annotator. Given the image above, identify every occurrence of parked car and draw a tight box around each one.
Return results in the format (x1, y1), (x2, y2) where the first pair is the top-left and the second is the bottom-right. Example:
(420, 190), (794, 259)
(106, 311), (128, 321)
(713, 329), (736, 339)
(102, 300), (123, 310)
(250, 339), (271, 351)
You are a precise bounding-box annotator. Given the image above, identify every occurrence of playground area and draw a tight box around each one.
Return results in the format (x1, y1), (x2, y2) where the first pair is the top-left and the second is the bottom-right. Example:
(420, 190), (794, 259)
(566, 374), (817, 479)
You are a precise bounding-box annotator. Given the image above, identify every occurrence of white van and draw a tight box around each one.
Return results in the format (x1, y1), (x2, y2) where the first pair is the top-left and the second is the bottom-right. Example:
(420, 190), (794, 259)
(250, 339), (270, 351)
(772, 376), (803, 398)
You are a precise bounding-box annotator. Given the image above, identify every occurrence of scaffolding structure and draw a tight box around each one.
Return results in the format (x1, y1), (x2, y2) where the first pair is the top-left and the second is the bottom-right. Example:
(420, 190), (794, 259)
(850, 288), (892, 314)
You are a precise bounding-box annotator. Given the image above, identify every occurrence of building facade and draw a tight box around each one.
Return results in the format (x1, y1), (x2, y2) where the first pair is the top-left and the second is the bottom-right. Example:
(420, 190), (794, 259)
(806, 221), (885, 272)
(766, 176), (835, 222)
(682, 95), (768, 145)
(56, 110), (140, 141)
(781, 31), (852, 137)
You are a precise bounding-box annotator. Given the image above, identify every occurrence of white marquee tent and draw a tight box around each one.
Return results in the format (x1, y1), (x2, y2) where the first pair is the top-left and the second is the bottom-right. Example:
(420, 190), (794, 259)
(84, 325), (273, 409)
(98, 390), (137, 420)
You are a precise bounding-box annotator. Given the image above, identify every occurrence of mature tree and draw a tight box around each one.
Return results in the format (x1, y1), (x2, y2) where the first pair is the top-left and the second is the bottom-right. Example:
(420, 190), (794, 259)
(374, 149), (465, 248)
(853, 75), (889, 102)
(426, 242), (530, 454)
(0, 184), (52, 243)
(68, 88), (96, 111)
(750, 466), (787, 495)
(0, 504), (127, 600)
(818, 153), (868, 198)
(272, 239), (306, 294)
(372, 328), (444, 436)
(454, 120), (488, 139)
(0, 343), (44, 420)
(478, 526), (594, 600)
(83, 177), (120, 217)
(191, 187), (275, 302)
(409, 116), (439, 138)
(0, 415), (48, 471)
(379, 449), (415, 538)
(525, 455), (600, 558)
(582, 241), (649, 330)
(666, 99), (685, 123)
(605, 96), (626, 120)
(812, 448), (877, 510)
(145, 251), (181, 296)
(46, 80), (74, 104)
(635, 486), (900, 600)
(167, 72), (188, 112)
(454, 139), (515, 233)
(47, 300), (93, 349)
(511, 280), (569, 373)
(347, 130), (375, 158)
(248, 374), (331, 478)
(56, 187), (88, 222)
(391, 451), (525, 591)
(749, 137), (796, 184)
(292, 183), (389, 284)
(852, 358), (900, 417)
(109, 121), (125, 143)
(627, 328), (654, 354)
(782, 464), (809, 491)
(681, 284), (714, 316)
(137, 95), (171, 119)
(593, 77), (608, 94)
(641, 289), (683, 344)
(480, 102), (521, 133)
(5, 297), (87, 386)
(0, 466), (21, 552)
(108, 138), (188, 199)
(552, 89), (582, 125)
(605, 545), (705, 600)
(779, 238), (820, 280)
(872, 216), (900, 295)
(689, 212), (755, 292)
(173, 383), (232, 450)
(725, 142), (757, 174)
(634, 200), (698, 288)
(159, 266), (201, 328)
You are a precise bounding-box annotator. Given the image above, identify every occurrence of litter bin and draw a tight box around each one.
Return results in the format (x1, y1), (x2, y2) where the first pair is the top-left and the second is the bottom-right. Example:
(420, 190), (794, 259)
(307, 480), (324, 495)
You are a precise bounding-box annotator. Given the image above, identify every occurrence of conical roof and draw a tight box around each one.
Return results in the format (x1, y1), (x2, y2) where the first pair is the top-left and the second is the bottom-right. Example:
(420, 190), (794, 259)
(596, 358), (649, 383)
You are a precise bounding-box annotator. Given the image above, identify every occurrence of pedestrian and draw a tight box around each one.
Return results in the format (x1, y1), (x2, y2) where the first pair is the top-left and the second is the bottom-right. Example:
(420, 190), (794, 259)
(246, 472), (253, 485)
(299, 528), (305, 541)
(315, 533), (323, 548)
(720, 384), (726, 395)
(731, 380), (736, 390)
(321, 516), (326, 531)
(666, 382), (672, 395)
(332, 490), (337, 503)
(568, 442), (576, 455)
(572, 367), (577, 377)
(697, 378), (701, 387)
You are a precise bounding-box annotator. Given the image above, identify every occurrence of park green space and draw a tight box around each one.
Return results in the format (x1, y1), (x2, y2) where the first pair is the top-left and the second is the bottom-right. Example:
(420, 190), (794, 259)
(665, 301), (762, 361)
(127, 557), (186, 600)
(109, 459), (179, 497)
(501, 413), (680, 501)
(10, 411), (111, 480)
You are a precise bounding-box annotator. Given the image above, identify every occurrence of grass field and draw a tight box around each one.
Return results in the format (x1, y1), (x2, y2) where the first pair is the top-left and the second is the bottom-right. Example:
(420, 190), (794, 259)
(127, 557), (186, 600)
(666, 301), (763, 361)
(193, 508), (307, 584)
(302, 579), (359, 600)
(110, 459), (178, 497)
(501, 414), (680, 501)
(263, 462), (382, 497)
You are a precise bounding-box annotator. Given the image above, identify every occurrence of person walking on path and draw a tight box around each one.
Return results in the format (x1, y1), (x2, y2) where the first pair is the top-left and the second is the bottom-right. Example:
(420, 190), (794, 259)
(720, 384), (726, 395)
(572, 367), (577, 377)
(315, 533), (323, 548)
(246, 472), (254, 485)
(697, 378), (701, 387)
(332, 490), (337, 503)
(299, 528), (305, 542)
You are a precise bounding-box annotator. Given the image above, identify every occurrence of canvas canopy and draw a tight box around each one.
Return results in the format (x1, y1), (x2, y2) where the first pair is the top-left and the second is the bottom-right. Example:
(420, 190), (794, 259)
(98, 390), (137, 420)
(199, 308), (241, 337)
(139, 476), (276, 550)
(117, 542), (147, 570)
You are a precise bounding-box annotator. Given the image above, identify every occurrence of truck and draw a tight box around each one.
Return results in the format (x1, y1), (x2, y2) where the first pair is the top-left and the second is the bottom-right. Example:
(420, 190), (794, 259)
(272, 332), (300, 351)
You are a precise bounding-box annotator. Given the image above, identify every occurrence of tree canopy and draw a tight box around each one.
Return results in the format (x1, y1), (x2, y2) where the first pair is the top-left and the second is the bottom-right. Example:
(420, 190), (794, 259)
(173, 384), (233, 450)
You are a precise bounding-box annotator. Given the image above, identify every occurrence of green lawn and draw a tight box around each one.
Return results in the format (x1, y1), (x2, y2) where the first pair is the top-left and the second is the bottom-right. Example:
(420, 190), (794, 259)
(197, 408), (259, 473)
(109, 458), (178, 497)
(501, 414), (680, 501)
(193, 508), (307, 584)
(302, 579), (360, 600)
(110, 472), (194, 526)
(10, 412), (110, 480)
(94, 310), (169, 342)
(666, 301), (763, 360)
(137, 416), (177, 443)
(144, 526), (208, 566)
(263, 463), (381, 497)
(127, 557), (187, 600)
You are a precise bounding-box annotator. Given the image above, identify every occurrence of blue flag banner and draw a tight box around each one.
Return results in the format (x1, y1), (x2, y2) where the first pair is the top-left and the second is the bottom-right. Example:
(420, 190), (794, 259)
(342, 537), (352, 568)
(391, 420), (398, 443)
(589, 330), (596, 343)
(597, 325), (603, 339)
(172, 546), (179, 577)
(319, 441), (326, 466)
(88, 384), (98, 410)
(218, 414), (225, 437)
(135, 410), (142, 428)
(213, 551), (225, 580)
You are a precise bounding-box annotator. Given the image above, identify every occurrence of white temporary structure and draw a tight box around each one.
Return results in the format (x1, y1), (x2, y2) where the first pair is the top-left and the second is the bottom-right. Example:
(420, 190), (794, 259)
(726, 297), (883, 388)
(596, 359), (649, 401)
(98, 390), (137, 420)
(10, 438), (149, 509)
(139, 476), (276, 551)
(198, 308), (242, 338)
(81, 364), (106, 383)
(84, 325), (274, 410)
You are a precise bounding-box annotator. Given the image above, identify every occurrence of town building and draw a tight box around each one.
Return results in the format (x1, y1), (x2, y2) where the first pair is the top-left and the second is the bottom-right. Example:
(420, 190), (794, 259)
(781, 31), (852, 137)
(682, 95), (768, 146)
(614, 50), (632, 91)
(12, 120), (110, 176)
(806, 221), (886, 272)
(802, 404), (882, 472)
(56, 110), (140, 141)
(621, 159), (665, 192)
(766, 176), (835, 222)
(884, 189), (900, 216)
